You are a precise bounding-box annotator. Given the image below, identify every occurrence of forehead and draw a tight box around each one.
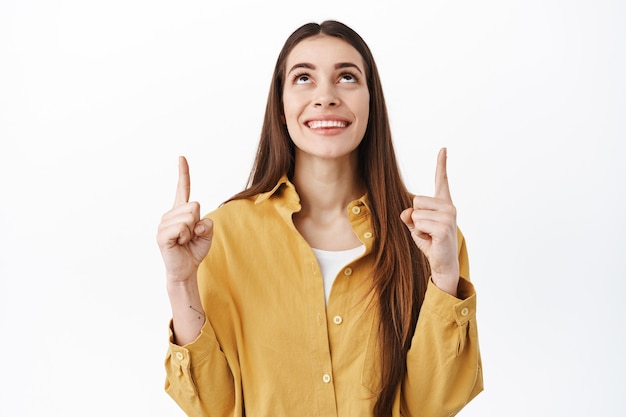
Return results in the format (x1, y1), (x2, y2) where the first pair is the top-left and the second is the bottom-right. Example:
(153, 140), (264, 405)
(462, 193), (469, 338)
(285, 35), (365, 70)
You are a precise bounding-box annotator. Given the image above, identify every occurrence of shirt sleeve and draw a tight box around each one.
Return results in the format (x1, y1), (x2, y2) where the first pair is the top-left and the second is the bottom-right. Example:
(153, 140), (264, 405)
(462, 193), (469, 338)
(400, 230), (484, 416)
(164, 320), (237, 417)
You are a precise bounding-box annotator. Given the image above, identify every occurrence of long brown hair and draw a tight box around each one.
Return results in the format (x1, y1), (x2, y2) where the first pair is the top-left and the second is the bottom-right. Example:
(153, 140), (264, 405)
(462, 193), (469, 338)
(229, 20), (431, 417)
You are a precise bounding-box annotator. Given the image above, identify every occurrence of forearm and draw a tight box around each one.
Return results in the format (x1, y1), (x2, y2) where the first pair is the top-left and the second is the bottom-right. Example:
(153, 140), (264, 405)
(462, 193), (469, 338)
(167, 278), (205, 345)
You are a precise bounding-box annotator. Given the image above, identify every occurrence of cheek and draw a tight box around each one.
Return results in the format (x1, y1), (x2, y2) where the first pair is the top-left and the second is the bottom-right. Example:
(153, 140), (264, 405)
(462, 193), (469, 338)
(357, 94), (370, 127)
(283, 107), (299, 133)
(282, 93), (299, 122)
(355, 102), (370, 140)
(281, 100), (301, 140)
(362, 91), (371, 114)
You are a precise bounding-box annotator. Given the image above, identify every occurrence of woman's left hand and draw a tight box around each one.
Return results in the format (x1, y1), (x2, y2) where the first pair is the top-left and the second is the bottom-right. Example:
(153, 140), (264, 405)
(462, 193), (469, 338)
(400, 148), (460, 296)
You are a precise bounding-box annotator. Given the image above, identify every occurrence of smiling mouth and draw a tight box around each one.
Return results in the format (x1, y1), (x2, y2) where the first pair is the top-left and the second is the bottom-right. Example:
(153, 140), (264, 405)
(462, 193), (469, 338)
(307, 120), (349, 129)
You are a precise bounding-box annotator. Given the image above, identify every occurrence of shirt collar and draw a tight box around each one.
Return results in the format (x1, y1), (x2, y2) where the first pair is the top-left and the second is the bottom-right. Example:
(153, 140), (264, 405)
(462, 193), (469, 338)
(253, 175), (370, 212)
(254, 175), (295, 205)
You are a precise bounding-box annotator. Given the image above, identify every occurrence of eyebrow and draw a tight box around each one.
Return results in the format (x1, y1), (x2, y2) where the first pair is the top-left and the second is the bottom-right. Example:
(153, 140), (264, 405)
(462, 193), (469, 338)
(287, 62), (363, 75)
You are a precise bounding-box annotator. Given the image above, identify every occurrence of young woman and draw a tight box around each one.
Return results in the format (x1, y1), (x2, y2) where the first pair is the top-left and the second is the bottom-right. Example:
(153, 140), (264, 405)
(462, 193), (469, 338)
(157, 20), (482, 417)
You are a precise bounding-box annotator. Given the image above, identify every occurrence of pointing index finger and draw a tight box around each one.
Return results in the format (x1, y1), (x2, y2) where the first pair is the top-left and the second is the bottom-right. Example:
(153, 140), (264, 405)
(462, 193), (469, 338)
(434, 147), (453, 201)
(174, 156), (191, 207)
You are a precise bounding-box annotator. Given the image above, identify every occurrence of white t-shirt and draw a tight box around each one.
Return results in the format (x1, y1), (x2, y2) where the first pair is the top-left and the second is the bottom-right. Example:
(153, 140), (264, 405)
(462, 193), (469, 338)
(311, 245), (365, 303)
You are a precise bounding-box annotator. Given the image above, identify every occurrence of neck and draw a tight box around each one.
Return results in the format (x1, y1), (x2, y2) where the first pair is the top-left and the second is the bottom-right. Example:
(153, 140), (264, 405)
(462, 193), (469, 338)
(292, 153), (365, 215)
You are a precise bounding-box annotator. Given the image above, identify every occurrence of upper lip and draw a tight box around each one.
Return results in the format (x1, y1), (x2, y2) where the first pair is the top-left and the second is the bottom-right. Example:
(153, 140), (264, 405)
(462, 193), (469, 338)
(304, 116), (351, 128)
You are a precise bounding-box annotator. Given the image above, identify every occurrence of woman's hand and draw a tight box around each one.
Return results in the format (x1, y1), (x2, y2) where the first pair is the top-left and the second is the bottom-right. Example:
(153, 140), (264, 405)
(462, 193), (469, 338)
(157, 156), (214, 286)
(400, 148), (460, 296)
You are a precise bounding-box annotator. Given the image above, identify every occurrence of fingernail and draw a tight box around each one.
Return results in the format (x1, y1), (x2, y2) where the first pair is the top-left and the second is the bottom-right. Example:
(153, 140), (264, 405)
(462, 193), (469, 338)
(195, 224), (205, 234)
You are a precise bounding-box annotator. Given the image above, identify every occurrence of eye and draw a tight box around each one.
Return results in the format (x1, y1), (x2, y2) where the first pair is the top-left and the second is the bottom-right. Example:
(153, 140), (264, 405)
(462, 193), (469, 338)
(293, 72), (312, 85)
(339, 72), (358, 83)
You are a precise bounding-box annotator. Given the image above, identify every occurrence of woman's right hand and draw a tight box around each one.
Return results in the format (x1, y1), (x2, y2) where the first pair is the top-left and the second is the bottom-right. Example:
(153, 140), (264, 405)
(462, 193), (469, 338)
(157, 156), (214, 286)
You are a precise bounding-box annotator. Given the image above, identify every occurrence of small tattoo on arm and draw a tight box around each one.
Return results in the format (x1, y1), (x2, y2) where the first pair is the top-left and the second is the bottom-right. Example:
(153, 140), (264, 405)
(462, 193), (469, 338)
(189, 305), (205, 320)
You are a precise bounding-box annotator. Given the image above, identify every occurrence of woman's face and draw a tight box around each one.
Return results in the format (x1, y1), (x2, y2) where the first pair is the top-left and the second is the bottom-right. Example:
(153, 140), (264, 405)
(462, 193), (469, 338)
(282, 35), (370, 162)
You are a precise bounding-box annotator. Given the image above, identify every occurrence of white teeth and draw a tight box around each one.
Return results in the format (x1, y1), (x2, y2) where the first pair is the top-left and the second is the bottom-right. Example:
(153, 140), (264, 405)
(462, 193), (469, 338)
(308, 120), (347, 129)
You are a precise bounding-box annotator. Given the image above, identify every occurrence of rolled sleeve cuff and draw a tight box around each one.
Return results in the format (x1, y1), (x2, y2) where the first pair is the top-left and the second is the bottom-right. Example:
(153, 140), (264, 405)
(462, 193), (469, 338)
(167, 320), (220, 367)
(421, 278), (476, 325)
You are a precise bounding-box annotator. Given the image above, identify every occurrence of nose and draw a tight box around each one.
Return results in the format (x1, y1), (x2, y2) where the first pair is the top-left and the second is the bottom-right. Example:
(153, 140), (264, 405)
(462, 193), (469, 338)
(314, 82), (340, 107)
(314, 97), (338, 107)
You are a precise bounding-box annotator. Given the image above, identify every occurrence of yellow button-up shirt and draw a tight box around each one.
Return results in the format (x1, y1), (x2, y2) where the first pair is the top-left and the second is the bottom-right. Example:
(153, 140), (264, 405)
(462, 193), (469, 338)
(165, 177), (483, 417)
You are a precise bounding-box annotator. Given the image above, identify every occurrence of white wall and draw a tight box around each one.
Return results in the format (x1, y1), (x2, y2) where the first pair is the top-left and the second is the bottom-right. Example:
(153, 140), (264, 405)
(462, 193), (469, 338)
(1, 0), (624, 415)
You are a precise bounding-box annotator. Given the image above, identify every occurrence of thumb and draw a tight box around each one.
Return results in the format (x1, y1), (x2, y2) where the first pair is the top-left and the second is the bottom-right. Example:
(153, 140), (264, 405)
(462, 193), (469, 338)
(190, 218), (214, 263)
(193, 218), (213, 238)
(400, 208), (414, 228)
(400, 207), (431, 244)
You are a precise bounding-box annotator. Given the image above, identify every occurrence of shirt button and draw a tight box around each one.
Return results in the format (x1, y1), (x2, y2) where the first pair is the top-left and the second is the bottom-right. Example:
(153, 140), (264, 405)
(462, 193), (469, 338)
(363, 232), (373, 239)
(460, 307), (469, 317)
(322, 373), (332, 383)
(175, 352), (184, 361)
(343, 267), (352, 276)
(351, 206), (361, 215)
(333, 315), (343, 325)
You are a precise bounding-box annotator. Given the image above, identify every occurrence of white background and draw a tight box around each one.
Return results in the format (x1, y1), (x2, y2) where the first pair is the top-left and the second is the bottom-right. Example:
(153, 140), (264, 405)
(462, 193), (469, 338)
(1, 0), (624, 416)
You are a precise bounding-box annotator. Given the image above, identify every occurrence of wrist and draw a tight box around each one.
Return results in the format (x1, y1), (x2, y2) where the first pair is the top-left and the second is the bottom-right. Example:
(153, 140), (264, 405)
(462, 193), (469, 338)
(166, 274), (198, 292)
(431, 273), (460, 297)
(166, 278), (202, 310)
